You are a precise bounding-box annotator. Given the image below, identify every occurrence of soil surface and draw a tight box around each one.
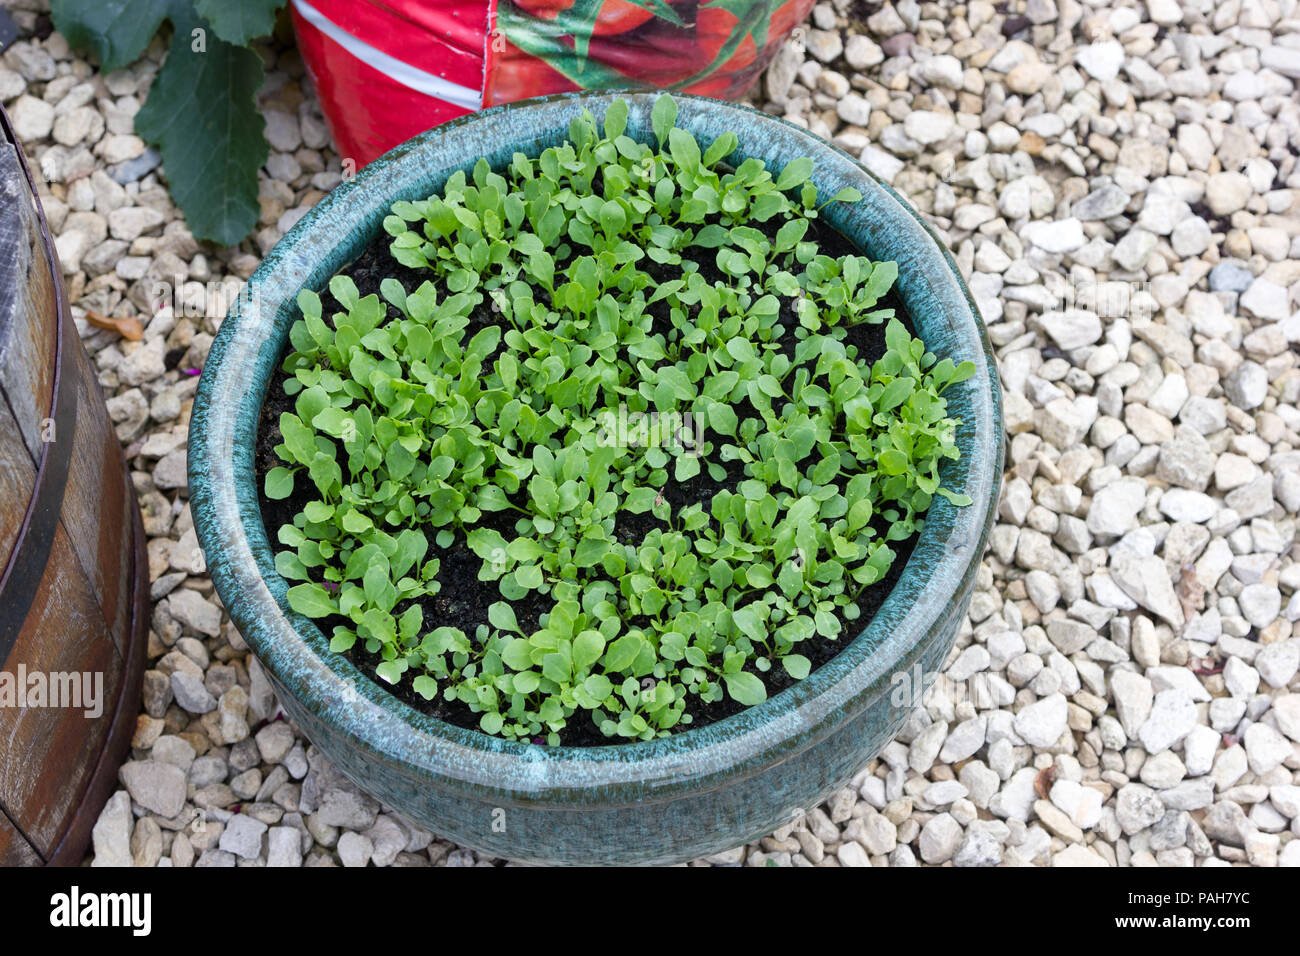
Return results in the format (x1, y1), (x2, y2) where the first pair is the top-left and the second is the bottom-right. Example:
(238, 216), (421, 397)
(256, 210), (921, 746)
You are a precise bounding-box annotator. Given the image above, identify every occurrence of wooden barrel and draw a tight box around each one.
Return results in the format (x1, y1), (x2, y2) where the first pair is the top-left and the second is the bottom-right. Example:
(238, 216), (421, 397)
(0, 104), (148, 865)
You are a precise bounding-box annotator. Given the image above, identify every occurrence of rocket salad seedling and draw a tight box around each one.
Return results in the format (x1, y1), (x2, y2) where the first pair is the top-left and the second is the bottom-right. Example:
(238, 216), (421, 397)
(266, 95), (973, 745)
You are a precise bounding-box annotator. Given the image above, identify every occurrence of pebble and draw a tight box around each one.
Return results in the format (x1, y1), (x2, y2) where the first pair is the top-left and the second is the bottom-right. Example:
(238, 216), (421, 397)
(119, 761), (187, 818)
(953, 822), (1003, 867)
(1115, 784), (1165, 835)
(1138, 690), (1198, 754)
(315, 788), (381, 830)
(843, 35), (883, 71)
(1243, 724), (1292, 776)
(903, 111), (956, 146)
(9, 93), (53, 140)
(167, 589), (223, 638)
(1224, 362), (1268, 410)
(1110, 670), (1153, 737)
(918, 813), (962, 864)
(1075, 42), (1125, 82)
(22, 0), (1295, 872)
(1013, 693), (1068, 747)
(90, 791), (133, 867)
(267, 826), (305, 867)
(1257, 643), (1299, 689)
(1087, 478), (1146, 538)
(337, 831), (374, 868)
(171, 671), (216, 714)
(256, 721), (296, 764)
(219, 815), (268, 861)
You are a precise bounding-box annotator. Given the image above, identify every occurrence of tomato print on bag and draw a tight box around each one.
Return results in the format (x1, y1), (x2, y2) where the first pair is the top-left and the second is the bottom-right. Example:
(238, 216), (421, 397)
(290, 0), (814, 166)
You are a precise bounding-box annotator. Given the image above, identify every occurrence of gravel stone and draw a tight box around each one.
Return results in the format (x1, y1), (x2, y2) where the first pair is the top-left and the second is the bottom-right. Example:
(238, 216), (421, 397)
(29, 0), (1298, 871)
(267, 826), (305, 867)
(1013, 693), (1068, 747)
(1115, 784), (1165, 835)
(1138, 690), (1199, 754)
(918, 813), (962, 864)
(170, 672), (216, 715)
(219, 815), (268, 860)
(90, 791), (133, 867)
(315, 788), (381, 830)
(337, 831), (373, 868)
(119, 761), (187, 818)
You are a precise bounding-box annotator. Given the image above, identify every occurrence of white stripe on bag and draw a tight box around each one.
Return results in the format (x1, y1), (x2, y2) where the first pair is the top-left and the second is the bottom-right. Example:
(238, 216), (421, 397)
(291, 0), (483, 109)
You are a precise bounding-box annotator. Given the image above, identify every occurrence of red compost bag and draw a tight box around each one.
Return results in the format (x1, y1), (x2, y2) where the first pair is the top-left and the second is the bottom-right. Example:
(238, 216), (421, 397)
(289, 0), (814, 167)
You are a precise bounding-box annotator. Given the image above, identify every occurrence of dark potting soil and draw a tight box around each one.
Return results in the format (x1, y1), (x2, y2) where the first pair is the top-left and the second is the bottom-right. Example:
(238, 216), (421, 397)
(255, 212), (920, 746)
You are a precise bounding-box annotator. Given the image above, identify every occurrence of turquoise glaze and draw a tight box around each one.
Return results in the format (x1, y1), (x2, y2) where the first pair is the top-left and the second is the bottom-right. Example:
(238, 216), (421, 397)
(188, 93), (1003, 866)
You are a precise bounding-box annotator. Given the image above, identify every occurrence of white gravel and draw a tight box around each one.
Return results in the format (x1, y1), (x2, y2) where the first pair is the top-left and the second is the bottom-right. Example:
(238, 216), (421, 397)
(4, 0), (1296, 866)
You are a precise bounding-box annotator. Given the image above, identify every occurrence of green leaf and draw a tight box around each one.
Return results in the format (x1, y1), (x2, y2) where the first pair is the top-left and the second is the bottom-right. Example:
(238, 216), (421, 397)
(573, 631), (606, 672)
(936, 487), (973, 506)
(312, 406), (352, 438)
(625, 486), (658, 513)
(884, 318), (912, 356)
(776, 157), (813, 192)
(598, 199), (626, 236)
(573, 537), (609, 568)
(773, 218), (808, 252)
(341, 509), (373, 534)
(782, 654), (811, 680)
(412, 675), (438, 700)
(501, 638), (534, 671)
(604, 98), (628, 140)
(723, 671), (767, 706)
(286, 583), (334, 618)
(541, 651), (571, 684)
(507, 537), (546, 563)
(374, 660), (403, 686)
(708, 401), (738, 437)
(583, 674), (613, 701)
(489, 602), (521, 634)
(133, 4), (267, 244)
(878, 448), (909, 475)
(529, 474), (559, 517)
(264, 466), (294, 499)
(878, 378), (913, 411)
(732, 606), (765, 642)
(674, 455), (700, 482)
(603, 634), (642, 673)
(513, 671), (541, 694)
(363, 564), (396, 611)
(651, 94), (678, 147)
(703, 131), (738, 167)
(50, 0), (173, 73)
(668, 127), (701, 172)
(193, 0), (284, 45)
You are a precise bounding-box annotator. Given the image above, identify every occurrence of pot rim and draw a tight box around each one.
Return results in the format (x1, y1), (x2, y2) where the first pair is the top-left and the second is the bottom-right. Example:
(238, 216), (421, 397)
(189, 91), (1003, 804)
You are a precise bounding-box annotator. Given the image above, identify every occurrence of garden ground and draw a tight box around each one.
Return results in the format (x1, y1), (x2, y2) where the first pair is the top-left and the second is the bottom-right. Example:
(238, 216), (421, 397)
(2, 0), (1297, 866)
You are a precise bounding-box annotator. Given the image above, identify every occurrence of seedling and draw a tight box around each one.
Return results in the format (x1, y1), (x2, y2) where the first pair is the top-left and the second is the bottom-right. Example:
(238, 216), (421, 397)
(266, 96), (972, 744)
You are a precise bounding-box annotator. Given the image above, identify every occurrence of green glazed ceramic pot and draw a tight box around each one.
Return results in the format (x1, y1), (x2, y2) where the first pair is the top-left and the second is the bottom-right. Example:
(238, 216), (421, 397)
(189, 92), (1003, 866)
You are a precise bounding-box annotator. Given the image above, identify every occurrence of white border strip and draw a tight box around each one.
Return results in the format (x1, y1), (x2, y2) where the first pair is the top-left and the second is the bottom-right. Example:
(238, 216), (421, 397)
(291, 0), (482, 110)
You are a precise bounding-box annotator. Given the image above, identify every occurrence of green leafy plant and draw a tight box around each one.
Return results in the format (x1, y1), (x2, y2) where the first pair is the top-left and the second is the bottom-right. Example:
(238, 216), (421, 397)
(266, 95), (972, 744)
(51, 0), (285, 244)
